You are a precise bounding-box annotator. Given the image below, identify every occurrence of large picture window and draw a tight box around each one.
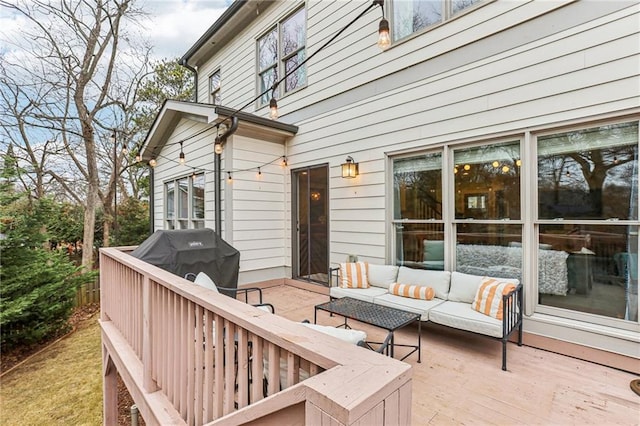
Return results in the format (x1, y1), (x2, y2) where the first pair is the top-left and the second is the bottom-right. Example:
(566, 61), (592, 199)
(165, 173), (206, 230)
(392, 152), (444, 268)
(257, 7), (306, 106)
(536, 122), (638, 322)
(390, 119), (639, 328)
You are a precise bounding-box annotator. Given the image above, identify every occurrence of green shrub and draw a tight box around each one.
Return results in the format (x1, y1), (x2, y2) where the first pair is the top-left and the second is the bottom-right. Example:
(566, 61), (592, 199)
(0, 248), (95, 349)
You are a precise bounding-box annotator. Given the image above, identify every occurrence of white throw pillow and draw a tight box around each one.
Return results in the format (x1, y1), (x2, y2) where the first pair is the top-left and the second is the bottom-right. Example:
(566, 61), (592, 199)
(367, 264), (399, 288)
(448, 272), (484, 303)
(396, 267), (451, 299)
(194, 272), (219, 293)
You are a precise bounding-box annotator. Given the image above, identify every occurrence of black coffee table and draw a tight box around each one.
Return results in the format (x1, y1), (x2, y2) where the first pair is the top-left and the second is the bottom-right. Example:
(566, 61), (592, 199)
(314, 297), (421, 362)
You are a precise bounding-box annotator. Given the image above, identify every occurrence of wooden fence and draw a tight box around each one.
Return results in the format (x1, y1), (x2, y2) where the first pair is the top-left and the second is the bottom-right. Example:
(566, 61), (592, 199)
(75, 279), (100, 307)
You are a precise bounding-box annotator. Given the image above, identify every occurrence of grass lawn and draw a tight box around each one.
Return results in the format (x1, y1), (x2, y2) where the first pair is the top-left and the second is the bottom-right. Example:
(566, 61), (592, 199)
(0, 314), (103, 426)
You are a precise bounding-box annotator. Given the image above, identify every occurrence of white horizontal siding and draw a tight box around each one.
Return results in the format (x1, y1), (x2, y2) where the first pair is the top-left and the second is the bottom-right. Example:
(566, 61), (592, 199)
(171, 0), (639, 277)
(228, 135), (286, 273)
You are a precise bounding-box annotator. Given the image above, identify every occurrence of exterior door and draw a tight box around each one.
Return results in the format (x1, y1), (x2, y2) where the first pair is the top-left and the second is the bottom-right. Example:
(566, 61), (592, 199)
(293, 165), (329, 283)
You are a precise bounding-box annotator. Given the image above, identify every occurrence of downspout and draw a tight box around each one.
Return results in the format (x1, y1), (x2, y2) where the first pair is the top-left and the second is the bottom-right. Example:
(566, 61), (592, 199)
(214, 116), (239, 236)
(180, 58), (198, 102)
(148, 165), (154, 235)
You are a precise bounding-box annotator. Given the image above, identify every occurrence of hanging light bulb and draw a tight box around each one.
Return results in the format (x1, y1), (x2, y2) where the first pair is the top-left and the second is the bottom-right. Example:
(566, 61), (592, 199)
(377, 17), (391, 50)
(179, 142), (185, 165)
(135, 152), (141, 163)
(227, 171), (232, 182)
(122, 145), (128, 155)
(214, 136), (223, 155)
(149, 158), (157, 168)
(281, 156), (288, 167)
(269, 97), (279, 119)
(492, 161), (500, 168)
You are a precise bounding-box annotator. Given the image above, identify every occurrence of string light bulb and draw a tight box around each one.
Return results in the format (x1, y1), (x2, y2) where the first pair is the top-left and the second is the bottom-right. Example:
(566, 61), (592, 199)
(214, 136), (223, 155)
(281, 156), (288, 167)
(227, 171), (232, 182)
(149, 158), (157, 168)
(135, 152), (141, 163)
(122, 145), (128, 155)
(179, 142), (185, 165)
(377, 17), (390, 50)
(269, 97), (279, 119)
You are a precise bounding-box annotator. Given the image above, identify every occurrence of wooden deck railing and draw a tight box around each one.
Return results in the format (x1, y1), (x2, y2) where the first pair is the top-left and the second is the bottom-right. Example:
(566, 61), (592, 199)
(99, 247), (412, 425)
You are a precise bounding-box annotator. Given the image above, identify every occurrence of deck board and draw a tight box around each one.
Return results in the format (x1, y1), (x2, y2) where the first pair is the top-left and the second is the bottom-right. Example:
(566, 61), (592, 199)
(257, 284), (640, 425)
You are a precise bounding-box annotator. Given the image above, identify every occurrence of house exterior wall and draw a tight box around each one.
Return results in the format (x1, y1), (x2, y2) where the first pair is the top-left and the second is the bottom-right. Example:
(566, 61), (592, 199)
(155, 0), (639, 360)
(152, 118), (220, 232)
(225, 134), (289, 283)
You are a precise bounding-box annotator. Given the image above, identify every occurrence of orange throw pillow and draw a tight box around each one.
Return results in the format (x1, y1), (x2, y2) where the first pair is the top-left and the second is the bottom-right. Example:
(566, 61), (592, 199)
(339, 262), (369, 289)
(389, 283), (435, 300)
(472, 278), (516, 320)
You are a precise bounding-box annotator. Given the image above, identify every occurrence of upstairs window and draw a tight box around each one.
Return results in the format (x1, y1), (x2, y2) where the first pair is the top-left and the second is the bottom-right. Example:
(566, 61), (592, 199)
(257, 7), (306, 106)
(392, 0), (482, 42)
(209, 70), (221, 104)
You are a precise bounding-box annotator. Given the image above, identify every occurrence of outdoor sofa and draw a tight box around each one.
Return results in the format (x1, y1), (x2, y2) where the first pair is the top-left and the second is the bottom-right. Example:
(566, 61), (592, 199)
(329, 264), (523, 370)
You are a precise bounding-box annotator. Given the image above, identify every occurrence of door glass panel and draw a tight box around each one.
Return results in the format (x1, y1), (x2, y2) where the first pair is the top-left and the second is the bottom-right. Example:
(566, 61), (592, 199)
(295, 166), (328, 283)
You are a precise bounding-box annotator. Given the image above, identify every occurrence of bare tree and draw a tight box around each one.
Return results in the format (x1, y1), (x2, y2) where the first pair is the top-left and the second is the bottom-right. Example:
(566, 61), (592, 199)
(0, 0), (149, 269)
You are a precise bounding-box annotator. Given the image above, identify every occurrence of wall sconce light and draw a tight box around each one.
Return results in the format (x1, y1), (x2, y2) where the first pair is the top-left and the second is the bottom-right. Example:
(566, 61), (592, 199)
(341, 156), (359, 178)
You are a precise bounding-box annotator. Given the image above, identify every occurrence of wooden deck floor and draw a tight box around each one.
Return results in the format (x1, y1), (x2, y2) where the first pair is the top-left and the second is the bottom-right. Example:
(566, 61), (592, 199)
(257, 283), (640, 425)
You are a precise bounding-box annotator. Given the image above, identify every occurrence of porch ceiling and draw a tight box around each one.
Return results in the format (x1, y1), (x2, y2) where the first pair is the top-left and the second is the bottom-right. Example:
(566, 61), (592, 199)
(140, 100), (298, 161)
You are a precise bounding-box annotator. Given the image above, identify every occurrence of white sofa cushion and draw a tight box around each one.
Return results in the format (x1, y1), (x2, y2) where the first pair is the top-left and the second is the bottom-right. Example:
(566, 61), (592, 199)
(372, 293), (446, 321)
(448, 272), (483, 303)
(302, 323), (367, 345)
(367, 264), (399, 288)
(429, 301), (503, 338)
(449, 272), (519, 304)
(194, 272), (218, 293)
(396, 267), (451, 299)
(330, 286), (388, 303)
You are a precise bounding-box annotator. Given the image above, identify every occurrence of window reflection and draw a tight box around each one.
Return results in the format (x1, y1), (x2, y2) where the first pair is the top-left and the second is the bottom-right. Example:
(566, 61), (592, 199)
(192, 173), (205, 220)
(538, 224), (638, 322)
(538, 122), (638, 220)
(455, 223), (523, 280)
(393, 152), (442, 220)
(454, 141), (521, 220)
(395, 223), (444, 269)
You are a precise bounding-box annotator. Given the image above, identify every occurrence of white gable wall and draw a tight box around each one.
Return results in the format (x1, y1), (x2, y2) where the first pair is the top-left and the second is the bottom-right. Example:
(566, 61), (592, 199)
(152, 118), (220, 232)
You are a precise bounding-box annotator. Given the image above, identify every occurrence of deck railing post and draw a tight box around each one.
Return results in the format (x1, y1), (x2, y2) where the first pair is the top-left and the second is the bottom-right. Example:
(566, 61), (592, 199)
(142, 275), (157, 392)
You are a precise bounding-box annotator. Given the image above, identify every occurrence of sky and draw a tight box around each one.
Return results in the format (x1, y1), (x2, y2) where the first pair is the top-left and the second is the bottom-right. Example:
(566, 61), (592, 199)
(139, 0), (231, 59)
(0, 0), (232, 61)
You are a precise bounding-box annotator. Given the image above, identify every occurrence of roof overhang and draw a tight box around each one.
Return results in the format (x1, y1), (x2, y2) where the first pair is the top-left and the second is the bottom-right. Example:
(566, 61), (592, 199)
(140, 100), (298, 160)
(181, 0), (277, 69)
